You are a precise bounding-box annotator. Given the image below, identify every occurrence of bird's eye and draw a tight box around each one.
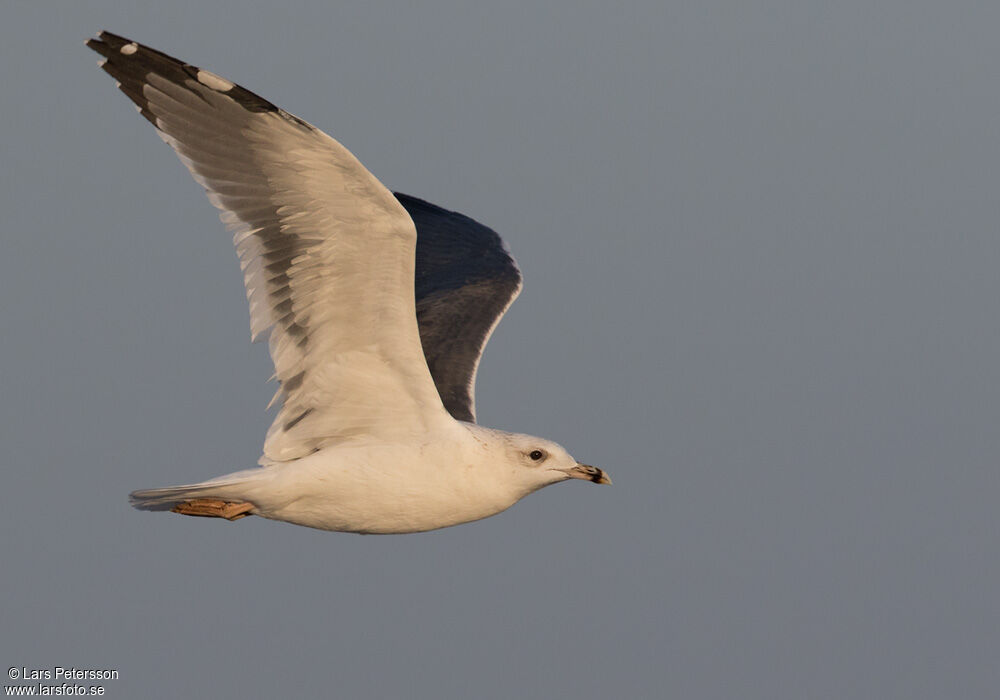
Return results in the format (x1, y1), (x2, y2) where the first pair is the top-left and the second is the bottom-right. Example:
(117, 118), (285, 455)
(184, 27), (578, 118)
(529, 450), (545, 461)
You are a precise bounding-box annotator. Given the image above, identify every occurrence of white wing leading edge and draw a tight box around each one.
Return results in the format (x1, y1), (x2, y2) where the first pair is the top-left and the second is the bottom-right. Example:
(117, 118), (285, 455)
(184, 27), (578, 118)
(88, 31), (452, 461)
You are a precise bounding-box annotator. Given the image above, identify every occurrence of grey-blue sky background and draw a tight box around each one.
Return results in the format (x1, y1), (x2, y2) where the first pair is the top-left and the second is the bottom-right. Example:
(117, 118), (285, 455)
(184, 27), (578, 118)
(2, 2), (999, 698)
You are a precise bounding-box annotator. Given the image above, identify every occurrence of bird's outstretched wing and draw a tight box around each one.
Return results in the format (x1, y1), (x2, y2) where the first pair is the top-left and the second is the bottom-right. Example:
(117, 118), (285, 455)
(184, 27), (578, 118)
(398, 194), (522, 422)
(88, 31), (453, 461)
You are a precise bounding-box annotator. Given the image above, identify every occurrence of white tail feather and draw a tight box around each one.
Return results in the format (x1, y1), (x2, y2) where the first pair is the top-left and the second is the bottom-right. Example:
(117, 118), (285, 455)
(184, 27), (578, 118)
(129, 469), (267, 511)
(129, 484), (227, 511)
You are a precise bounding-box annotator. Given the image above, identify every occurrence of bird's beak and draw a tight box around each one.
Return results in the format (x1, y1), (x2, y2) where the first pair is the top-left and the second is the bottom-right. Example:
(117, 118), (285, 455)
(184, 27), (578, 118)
(565, 463), (612, 485)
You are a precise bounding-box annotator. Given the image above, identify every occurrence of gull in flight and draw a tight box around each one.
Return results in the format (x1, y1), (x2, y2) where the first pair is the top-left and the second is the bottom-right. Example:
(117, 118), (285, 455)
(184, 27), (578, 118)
(87, 31), (610, 534)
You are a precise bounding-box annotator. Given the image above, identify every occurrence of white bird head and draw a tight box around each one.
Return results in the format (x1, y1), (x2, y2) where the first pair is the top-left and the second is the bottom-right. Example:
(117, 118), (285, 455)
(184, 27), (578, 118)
(492, 430), (612, 491)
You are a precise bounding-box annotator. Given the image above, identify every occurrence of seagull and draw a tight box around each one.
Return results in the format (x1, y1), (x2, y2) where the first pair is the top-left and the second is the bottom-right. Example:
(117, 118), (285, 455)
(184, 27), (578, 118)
(87, 31), (610, 534)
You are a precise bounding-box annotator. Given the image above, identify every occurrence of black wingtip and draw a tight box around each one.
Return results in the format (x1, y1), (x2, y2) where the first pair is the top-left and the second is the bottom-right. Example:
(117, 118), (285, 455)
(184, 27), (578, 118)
(86, 31), (283, 117)
(85, 35), (107, 56)
(86, 30), (126, 52)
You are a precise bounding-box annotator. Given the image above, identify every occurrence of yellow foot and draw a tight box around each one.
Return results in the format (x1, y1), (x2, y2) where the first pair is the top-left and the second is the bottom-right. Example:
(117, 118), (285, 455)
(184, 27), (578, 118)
(171, 499), (255, 521)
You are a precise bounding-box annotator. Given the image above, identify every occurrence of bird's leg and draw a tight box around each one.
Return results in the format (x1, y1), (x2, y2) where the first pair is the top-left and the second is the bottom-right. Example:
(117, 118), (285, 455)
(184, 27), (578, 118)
(171, 499), (255, 521)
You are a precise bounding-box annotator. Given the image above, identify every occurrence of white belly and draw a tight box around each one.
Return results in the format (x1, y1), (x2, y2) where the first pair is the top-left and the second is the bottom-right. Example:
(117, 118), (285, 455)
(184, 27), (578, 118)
(243, 441), (524, 534)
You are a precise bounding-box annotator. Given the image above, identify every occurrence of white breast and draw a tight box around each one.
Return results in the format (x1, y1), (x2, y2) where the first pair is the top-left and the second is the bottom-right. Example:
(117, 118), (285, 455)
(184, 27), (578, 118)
(247, 433), (525, 534)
